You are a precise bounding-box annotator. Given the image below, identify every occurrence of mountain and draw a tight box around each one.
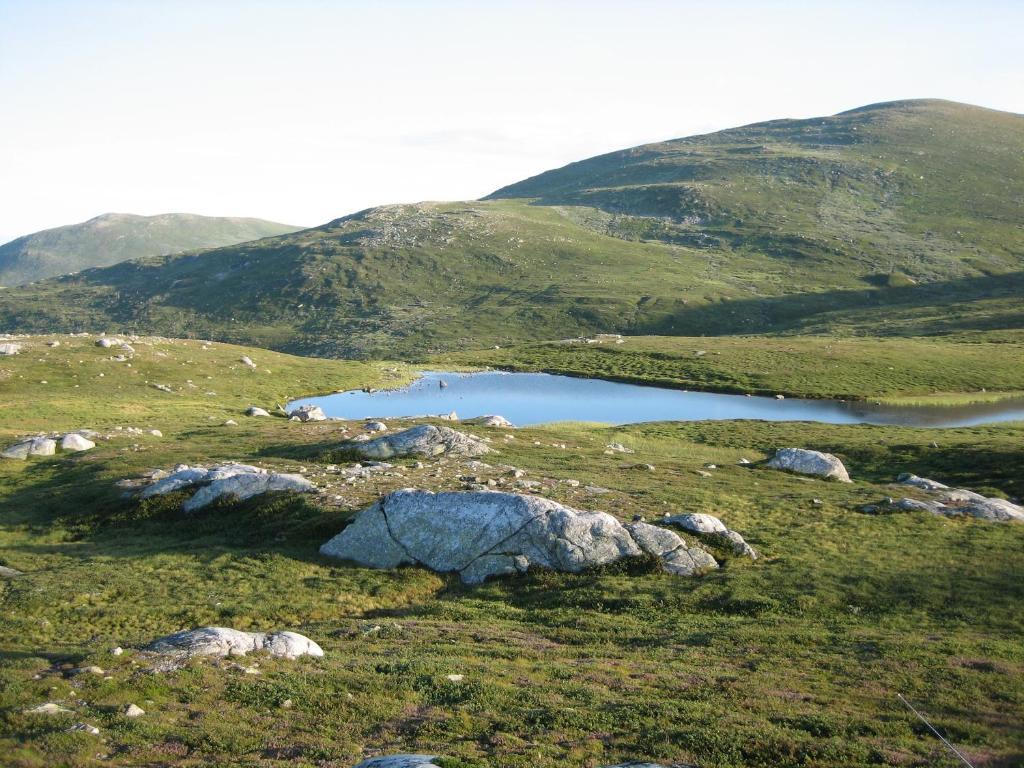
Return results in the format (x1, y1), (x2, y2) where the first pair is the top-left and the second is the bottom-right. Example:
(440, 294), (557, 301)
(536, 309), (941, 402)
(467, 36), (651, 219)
(0, 213), (302, 286)
(0, 100), (1021, 356)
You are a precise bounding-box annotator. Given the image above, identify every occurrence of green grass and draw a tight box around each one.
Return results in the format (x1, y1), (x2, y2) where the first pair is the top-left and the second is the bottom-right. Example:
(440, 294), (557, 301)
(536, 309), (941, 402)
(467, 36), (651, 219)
(438, 333), (1024, 402)
(1, 100), (1022, 356)
(1, 335), (1023, 767)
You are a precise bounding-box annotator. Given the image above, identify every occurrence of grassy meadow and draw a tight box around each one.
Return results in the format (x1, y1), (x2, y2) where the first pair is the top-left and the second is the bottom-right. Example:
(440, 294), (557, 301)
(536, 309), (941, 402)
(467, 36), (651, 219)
(0, 334), (1022, 767)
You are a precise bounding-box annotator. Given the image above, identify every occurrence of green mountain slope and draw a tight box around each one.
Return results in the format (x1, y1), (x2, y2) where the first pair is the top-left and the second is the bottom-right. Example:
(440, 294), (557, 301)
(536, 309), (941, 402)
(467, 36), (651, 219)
(0, 100), (1021, 356)
(0, 213), (302, 286)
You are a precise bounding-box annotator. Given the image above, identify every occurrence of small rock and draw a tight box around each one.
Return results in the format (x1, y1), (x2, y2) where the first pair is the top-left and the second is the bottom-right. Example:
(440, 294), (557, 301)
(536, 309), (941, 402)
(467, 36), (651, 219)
(246, 407), (271, 417)
(224, 419), (238, 426)
(0, 342), (22, 355)
(124, 704), (145, 718)
(240, 356), (257, 369)
(70, 665), (104, 677)
(67, 723), (100, 735)
(364, 421), (388, 432)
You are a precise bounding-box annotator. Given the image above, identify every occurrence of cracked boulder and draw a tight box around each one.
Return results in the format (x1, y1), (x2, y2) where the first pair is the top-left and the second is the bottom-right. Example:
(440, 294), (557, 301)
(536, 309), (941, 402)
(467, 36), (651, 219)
(320, 489), (717, 583)
(662, 513), (758, 558)
(145, 627), (323, 659)
(135, 463), (315, 511)
(765, 448), (851, 482)
(1, 437), (56, 460)
(346, 425), (490, 460)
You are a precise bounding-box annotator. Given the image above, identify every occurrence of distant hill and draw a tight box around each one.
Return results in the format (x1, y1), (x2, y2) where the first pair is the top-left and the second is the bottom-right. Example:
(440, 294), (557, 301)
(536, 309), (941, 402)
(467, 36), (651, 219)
(0, 100), (1021, 356)
(0, 213), (302, 286)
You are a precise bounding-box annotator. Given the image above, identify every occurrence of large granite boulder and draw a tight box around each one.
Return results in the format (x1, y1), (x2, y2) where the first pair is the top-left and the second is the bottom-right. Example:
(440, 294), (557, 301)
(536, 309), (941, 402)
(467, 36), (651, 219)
(347, 425), (490, 460)
(289, 405), (327, 422)
(320, 489), (716, 583)
(662, 513), (757, 559)
(765, 448), (851, 482)
(60, 433), (95, 452)
(136, 463), (315, 511)
(145, 627), (323, 659)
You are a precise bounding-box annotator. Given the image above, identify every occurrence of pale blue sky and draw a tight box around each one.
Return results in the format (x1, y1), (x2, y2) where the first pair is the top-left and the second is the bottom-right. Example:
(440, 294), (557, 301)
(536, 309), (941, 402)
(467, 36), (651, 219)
(1, 0), (1021, 243)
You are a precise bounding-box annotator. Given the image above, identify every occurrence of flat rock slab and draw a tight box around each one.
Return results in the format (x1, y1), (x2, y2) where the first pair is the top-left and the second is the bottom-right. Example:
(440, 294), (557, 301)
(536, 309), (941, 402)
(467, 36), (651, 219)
(887, 475), (1024, 522)
(136, 463), (315, 511)
(321, 489), (716, 584)
(145, 627), (323, 659)
(347, 425), (490, 460)
(765, 448), (851, 482)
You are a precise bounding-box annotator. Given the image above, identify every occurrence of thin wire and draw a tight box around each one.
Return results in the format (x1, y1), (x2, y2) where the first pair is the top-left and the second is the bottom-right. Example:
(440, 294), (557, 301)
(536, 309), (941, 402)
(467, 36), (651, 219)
(897, 693), (976, 768)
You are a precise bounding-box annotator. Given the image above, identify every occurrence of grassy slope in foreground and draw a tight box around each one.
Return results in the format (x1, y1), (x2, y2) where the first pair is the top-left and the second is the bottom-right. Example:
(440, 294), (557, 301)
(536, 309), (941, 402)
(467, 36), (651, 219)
(437, 333), (1024, 402)
(0, 100), (1022, 355)
(0, 213), (303, 287)
(0, 335), (1022, 767)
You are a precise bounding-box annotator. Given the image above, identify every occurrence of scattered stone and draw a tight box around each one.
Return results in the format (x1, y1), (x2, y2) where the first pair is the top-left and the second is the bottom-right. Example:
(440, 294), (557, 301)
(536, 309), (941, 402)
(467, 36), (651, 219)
(149, 429), (163, 437)
(240, 355), (257, 369)
(111, 647), (124, 656)
(95, 338), (119, 348)
(320, 489), (717, 584)
(0, 342), (22, 355)
(737, 457), (751, 465)
(445, 674), (464, 682)
(437, 410), (459, 421)
(246, 406), (271, 417)
(124, 704), (145, 718)
(61, 433), (95, 452)
(364, 421), (388, 432)
(347, 425), (490, 460)
(48, 340), (61, 347)
(765, 448), (851, 482)
(153, 383), (173, 393)
(289, 404), (326, 422)
(224, 419), (238, 426)
(606, 443), (635, 454)
(0, 565), (24, 578)
(145, 627), (323, 659)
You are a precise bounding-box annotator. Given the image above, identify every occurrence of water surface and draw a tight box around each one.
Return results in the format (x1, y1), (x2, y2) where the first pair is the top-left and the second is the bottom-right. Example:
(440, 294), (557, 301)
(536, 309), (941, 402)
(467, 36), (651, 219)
(288, 370), (1024, 428)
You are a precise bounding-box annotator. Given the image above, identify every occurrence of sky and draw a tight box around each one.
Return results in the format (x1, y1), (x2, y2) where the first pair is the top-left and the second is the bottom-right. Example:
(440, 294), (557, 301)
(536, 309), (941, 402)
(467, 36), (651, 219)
(0, 0), (1021, 244)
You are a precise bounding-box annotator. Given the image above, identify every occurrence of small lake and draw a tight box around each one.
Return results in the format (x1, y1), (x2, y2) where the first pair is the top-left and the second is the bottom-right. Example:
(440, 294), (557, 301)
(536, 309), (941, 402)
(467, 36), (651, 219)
(288, 371), (1024, 428)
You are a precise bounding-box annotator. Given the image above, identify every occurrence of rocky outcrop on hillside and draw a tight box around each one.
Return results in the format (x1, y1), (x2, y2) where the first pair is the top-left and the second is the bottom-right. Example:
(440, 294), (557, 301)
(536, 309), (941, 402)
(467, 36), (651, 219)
(320, 489), (717, 583)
